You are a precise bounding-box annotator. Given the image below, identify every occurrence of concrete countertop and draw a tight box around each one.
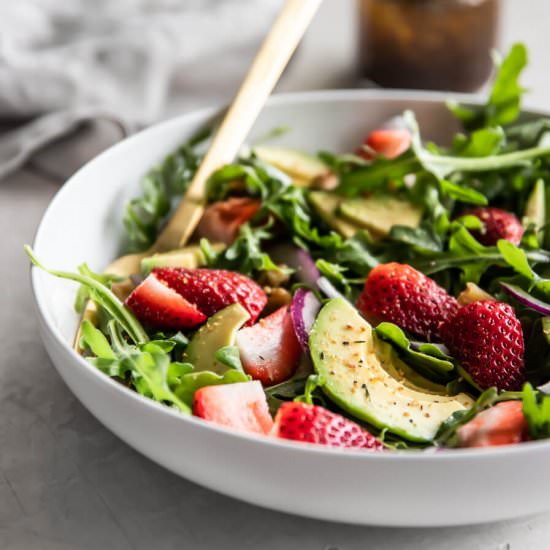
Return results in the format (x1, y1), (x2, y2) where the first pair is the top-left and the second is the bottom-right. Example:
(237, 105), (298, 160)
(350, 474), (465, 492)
(1, 1), (549, 548)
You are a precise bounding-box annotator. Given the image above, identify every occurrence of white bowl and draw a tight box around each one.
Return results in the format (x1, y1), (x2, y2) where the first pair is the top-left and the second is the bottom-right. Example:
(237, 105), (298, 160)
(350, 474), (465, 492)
(30, 90), (550, 527)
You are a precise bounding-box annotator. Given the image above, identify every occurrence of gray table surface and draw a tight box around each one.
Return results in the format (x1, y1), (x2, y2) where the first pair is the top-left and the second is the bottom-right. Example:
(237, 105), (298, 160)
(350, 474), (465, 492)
(2, 1), (550, 548)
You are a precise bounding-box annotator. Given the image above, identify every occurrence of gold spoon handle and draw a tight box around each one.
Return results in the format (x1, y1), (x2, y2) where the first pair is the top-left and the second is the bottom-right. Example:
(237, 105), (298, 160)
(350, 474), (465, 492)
(156, 0), (323, 251)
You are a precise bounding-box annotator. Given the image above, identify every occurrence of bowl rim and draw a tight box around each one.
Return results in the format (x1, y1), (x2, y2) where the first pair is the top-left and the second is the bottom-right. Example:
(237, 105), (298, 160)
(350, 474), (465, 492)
(31, 88), (550, 462)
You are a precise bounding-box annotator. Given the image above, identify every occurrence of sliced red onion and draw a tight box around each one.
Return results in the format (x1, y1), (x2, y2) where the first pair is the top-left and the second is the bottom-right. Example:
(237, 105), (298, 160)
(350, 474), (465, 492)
(500, 282), (550, 316)
(268, 244), (320, 286)
(130, 274), (144, 287)
(316, 276), (349, 302)
(290, 288), (321, 352)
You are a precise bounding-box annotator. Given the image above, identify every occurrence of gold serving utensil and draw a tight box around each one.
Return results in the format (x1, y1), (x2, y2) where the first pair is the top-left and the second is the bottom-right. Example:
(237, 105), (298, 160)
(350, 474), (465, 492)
(74, 0), (323, 350)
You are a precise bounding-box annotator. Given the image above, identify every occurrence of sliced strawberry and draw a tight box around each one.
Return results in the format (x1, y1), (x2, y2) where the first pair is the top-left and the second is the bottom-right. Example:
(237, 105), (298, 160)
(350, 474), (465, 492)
(357, 262), (458, 340)
(193, 381), (273, 434)
(272, 402), (384, 450)
(458, 401), (528, 448)
(236, 306), (302, 385)
(196, 197), (261, 245)
(125, 274), (206, 330)
(357, 128), (411, 160)
(153, 267), (267, 325)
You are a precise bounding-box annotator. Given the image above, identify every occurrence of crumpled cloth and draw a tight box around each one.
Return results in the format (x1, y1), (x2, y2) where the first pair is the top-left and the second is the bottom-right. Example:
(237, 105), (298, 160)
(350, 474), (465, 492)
(0, 0), (281, 179)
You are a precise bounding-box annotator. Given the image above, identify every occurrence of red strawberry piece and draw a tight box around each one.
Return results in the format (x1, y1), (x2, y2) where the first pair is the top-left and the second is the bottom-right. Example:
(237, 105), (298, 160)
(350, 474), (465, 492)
(457, 401), (528, 448)
(125, 274), (206, 330)
(440, 300), (525, 391)
(357, 262), (458, 340)
(196, 197), (261, 245)
(463, 207), (524, 246)
(357, 128), (411, 160)
(236, 306), (302, 385)
(153, 267), (266, 326)
(193, 381), (273, 434)
(272, 402), (384, 450)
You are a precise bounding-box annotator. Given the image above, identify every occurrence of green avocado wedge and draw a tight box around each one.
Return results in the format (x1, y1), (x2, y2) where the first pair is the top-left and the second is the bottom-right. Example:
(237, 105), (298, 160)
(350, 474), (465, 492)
(254, 145), (328, 186)
(308, 191), (361, 239)
(339, 195), (423, 236)
(524, 178), (545, 236)
(184, 303), (250, 374)
(309, 299), (474, 442)
(141, 244), (225, 274)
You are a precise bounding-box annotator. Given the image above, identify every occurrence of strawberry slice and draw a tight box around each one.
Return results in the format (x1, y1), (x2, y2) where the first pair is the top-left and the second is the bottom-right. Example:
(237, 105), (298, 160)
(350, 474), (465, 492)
(125, 274), (206, 330)
(457, 401), (528, 448)
(196, 197), (261, 245)
(193, 381), (273, 434)
(358, 128), (411, 160)
(236, 306), (302, 385)
(154, 267), (266, 326)
(272, 402), (384, 450)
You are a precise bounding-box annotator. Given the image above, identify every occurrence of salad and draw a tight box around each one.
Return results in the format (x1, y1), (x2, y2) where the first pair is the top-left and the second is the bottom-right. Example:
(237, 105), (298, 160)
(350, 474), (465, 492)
(27, 43), (550, 451)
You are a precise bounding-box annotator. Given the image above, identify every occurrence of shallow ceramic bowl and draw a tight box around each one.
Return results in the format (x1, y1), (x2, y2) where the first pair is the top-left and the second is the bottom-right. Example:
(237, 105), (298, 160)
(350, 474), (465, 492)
(31, 90), (550, 527)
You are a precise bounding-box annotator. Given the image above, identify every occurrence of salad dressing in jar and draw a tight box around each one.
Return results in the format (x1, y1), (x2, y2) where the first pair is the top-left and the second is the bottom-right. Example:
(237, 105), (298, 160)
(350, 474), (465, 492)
(358, 0), (500, 91)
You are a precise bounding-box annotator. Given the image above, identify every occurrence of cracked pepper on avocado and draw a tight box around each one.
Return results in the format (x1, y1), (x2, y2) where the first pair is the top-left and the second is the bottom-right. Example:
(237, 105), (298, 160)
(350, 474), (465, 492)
(26, 44), (550, 450)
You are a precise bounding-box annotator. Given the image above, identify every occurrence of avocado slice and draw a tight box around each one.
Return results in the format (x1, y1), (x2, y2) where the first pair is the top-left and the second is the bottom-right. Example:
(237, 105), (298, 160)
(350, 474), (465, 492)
(184, 303), (250, 373)
(339, 196), (423, 237)
(524, 178), (545, 237)
(254, 145), (327, 186)
(309, 299), (473, 442)
(308, 191), (361, 239)
(141, 244), (225, 274)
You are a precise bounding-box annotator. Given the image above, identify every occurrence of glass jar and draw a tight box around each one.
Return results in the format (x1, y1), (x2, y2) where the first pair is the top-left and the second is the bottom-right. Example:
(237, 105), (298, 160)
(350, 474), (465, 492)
(358, 0), (500, 92)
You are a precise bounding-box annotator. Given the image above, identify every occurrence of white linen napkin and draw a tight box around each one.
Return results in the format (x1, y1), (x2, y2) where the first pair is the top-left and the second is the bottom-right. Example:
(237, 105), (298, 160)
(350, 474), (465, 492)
(0, 0), (281, 179)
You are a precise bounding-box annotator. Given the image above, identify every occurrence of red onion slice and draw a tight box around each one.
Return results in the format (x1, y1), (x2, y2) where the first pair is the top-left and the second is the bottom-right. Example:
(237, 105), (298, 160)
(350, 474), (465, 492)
(268, 244), (320, 286)
(290, 288), (321, 352)
(316, 276), (349, 302)
(500, 282), (550, 316)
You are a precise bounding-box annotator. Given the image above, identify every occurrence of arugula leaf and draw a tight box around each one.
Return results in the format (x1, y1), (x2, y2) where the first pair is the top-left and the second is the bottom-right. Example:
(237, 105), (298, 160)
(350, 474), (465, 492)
(294, 374), (326, 405)
(409, 225), (550, 284)
(388, 224), (442, 253)
(374, 322), (455, 383)
(406, 109), (550, 181)
(522, 383), (550, 440)
(25, 246), (149, 344)
(452, 127), (505, 157)
(214, 346), (244, 372)
(315, 259), (354, 297)
(439, 179), (488, 205)
(105, 321), (190, 412)
(496, 240), (550, 302)
(337, 153), (420, 196)
(200, 223), (280, 277)
(80, 319), (116, 359)
(506, 118), (550, 149)
(447, 43), (528, 131)
(265, 376), (309, 415)
(497, 239), (537, 281)
(124, 127), (210, 252)
(74, 265), (125, 314)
